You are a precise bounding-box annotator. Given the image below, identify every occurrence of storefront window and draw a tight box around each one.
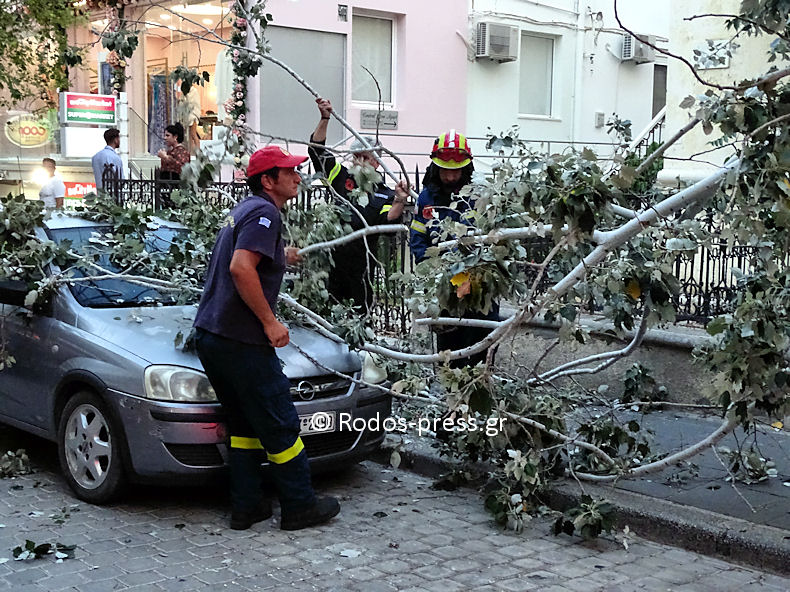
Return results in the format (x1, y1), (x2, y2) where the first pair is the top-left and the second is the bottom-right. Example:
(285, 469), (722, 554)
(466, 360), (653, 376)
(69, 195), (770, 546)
(139, 1), (234, 156)
(0, 104), (61, 160)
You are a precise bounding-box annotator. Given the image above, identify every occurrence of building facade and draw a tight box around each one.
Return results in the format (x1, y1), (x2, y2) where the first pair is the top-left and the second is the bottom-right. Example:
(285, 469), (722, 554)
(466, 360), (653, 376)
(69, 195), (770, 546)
(0, 0), (469, 192)
(0, 0), (675, 193)
(658, 0), (790, 186)
(466, 0), (670, 169)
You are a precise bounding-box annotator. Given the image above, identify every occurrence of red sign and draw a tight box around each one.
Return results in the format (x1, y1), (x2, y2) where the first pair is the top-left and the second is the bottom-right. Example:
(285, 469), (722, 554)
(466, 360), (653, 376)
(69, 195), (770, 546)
(60, 92), (117, 125)
(64, 182), (97, 199)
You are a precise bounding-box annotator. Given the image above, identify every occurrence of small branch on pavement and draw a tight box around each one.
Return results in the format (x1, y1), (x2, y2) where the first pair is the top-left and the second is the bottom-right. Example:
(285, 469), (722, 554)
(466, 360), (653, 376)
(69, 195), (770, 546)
(711, 445), (757, 514)
(574, 416), (738, 482)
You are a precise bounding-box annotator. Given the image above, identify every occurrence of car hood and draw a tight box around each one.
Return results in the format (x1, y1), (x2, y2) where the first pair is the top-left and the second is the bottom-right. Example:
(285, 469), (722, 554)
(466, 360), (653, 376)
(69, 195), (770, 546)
(73, 304), (361, 378)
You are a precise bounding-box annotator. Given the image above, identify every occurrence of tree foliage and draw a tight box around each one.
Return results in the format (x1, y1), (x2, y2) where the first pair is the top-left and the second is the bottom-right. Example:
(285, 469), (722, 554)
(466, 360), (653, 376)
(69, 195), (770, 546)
(0, 1), (86, 107)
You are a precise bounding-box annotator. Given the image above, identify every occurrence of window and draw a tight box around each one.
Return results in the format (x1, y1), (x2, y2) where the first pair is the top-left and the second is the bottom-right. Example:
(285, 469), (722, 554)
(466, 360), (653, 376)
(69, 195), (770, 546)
(352, 15), (393, 103)
(519, 34), (554, 116)
(259, 26), (346, 144)
(652, 64), (667, 117)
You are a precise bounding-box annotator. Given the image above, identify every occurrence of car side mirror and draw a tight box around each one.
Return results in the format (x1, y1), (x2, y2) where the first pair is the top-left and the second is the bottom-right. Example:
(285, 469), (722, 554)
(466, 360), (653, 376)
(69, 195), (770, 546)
(0, 279), (29, 307)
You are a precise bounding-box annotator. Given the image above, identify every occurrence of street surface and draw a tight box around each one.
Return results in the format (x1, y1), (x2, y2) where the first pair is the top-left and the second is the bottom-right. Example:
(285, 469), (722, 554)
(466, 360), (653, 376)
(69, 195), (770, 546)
(0, 426), (788, 591)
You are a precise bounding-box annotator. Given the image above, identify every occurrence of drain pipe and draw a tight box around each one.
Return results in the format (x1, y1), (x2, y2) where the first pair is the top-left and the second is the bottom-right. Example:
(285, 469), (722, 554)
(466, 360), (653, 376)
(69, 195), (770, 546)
(570, 0), (586, 145)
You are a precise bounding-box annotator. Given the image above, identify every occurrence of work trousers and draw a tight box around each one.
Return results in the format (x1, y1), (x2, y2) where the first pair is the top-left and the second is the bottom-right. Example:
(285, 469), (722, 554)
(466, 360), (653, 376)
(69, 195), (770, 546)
(435, 305), (500, 368)
(327, 240), (378, 312)
(194, 328), (316, 513)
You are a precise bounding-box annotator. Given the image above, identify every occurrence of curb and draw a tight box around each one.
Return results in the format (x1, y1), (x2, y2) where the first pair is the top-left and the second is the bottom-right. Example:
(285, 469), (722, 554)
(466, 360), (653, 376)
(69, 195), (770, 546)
(372, 437), (790, 576)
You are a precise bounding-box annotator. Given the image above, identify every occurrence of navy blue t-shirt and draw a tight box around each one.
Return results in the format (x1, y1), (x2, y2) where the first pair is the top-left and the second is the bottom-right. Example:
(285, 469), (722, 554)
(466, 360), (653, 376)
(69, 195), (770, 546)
(194, 193), (285, 345)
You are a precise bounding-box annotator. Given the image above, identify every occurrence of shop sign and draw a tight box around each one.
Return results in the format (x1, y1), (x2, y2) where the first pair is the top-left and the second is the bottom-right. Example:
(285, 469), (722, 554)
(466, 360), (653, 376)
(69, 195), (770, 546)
(61, 93), (116, 125)
(4, 114), (51, 148)
(63, 181), (97, 208)
(64, 182), (96, 198)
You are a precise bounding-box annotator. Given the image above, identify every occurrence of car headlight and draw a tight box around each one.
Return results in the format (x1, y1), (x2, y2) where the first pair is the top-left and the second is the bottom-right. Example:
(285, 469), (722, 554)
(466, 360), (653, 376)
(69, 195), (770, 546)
(144, 365), (217, 402)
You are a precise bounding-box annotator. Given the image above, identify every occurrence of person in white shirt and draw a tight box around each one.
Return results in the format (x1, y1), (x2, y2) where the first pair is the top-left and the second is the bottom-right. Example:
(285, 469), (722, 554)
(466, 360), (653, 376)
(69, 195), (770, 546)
(39, 158), (65, 209)
(91, 128), (124, 190)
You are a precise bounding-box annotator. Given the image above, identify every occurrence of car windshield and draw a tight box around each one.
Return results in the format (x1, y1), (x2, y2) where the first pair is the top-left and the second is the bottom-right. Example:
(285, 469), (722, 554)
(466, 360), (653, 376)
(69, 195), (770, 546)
(47, 225), (188, 308)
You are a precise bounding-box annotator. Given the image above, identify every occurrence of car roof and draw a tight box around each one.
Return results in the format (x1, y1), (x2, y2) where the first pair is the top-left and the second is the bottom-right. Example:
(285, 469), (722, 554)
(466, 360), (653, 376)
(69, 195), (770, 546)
(43, 212), (186, 231)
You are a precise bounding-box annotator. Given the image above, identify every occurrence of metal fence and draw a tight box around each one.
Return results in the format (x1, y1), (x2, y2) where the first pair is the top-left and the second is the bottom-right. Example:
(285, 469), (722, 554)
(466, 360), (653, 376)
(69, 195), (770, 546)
(103, 168), (247, 210)
(102, 164), (773, 329)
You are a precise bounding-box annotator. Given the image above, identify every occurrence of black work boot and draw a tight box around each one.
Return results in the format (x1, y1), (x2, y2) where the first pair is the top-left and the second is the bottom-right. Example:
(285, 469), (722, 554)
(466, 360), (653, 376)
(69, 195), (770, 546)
(230, 499), (273, 530)
(280, 496), (340, 531)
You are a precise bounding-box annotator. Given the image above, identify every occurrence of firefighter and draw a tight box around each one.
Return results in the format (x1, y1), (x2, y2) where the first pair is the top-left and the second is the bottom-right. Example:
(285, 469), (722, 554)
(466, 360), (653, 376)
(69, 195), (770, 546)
(194, 145), (340, 530)
(308, 97), (409, 312)
(409, 130), (499, 368)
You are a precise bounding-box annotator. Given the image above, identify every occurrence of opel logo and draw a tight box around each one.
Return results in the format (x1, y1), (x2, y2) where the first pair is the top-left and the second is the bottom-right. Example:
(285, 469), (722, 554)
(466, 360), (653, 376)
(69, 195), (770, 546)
(295, 380), (316, 401)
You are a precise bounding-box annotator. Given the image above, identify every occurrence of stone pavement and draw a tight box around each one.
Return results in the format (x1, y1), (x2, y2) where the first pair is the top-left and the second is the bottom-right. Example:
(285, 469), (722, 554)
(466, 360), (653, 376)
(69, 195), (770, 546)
(378, 408), (790, 574)
(0, 427), (789, 591)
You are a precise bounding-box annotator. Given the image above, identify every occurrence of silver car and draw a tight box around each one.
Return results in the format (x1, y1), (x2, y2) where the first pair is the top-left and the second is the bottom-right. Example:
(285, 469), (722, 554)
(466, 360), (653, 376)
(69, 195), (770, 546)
(0, 214), (389, 503)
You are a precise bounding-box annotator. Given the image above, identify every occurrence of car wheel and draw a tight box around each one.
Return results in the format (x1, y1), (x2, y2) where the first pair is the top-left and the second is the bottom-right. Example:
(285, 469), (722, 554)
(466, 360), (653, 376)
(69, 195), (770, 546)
(57, 391), (125, 504)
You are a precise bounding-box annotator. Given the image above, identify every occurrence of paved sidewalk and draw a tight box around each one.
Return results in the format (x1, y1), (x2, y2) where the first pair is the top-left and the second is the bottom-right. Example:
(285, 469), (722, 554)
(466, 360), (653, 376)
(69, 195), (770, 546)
(1, 426), (788, 591)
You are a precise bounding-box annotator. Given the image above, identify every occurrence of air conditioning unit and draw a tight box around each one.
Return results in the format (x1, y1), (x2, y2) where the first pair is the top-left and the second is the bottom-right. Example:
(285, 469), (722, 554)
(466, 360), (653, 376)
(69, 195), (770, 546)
(621, 33), (656, 64)
(476, 22), (518, 63)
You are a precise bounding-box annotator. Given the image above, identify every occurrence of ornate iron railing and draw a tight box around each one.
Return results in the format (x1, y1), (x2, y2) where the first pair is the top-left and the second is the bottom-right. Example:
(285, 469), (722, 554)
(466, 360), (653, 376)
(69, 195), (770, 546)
(102, 164), (775, 330)
(103, 168), (245, 211)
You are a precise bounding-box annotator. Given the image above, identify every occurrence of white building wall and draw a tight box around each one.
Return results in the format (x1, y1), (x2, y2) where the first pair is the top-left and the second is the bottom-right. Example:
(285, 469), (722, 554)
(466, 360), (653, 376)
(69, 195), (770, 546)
(659, 0), (790, 185)
(467, 0), (670, 167)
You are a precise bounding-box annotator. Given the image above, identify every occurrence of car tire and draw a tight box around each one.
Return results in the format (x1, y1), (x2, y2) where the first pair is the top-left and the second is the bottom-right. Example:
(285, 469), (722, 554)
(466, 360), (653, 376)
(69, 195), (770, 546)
(57, 391), (125, 504)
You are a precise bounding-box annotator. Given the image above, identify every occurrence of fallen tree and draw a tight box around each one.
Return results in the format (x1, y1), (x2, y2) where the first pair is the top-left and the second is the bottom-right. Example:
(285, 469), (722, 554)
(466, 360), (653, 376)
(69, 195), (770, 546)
(0, 0), (788, 537)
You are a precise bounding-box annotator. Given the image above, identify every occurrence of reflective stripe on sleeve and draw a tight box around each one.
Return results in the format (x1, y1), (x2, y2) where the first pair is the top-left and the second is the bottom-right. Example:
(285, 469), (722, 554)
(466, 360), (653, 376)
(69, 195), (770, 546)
(410, 220), (427, 234)
(230, 436), (264, 450)
(380, 205), (392, 215)
(266, 437), (305, 464)
(327, 163), (342, 184)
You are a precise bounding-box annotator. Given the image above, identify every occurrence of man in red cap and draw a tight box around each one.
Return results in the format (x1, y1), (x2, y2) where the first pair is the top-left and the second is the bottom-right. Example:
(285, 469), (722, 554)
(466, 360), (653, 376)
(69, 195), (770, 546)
(194, 145), (340, 531)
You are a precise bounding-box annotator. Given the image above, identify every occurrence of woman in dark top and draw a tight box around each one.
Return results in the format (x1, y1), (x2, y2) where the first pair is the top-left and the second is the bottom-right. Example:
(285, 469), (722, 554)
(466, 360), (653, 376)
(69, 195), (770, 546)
(157, 123), (190, 181)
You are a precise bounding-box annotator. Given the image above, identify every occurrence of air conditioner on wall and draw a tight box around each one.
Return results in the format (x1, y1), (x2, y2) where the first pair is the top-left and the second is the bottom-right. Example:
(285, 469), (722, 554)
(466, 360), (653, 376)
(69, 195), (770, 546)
(621, 33), (656, 64)
(476, 22), (518, 63)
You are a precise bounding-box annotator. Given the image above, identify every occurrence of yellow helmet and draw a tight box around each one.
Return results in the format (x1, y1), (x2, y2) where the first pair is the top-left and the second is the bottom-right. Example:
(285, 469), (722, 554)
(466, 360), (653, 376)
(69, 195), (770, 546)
(430, 130), (472, 169)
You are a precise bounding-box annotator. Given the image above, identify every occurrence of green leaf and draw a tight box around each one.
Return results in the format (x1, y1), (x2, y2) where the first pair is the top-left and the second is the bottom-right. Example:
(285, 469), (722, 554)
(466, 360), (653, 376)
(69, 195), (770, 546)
(706, 317), (727, 336)
(679, 95), (696, 109)
(559, 304), (577, 322)
(581, 148), (597, 162)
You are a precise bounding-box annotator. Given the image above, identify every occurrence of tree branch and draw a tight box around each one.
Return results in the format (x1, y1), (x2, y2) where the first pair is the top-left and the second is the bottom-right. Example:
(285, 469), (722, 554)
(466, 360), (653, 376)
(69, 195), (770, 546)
(288, 340), (437, 405)
(503, 411), (618, 468)
(683, 13), (790, 42)
(633, 117), (701, 178)
(745, 112), (790, 141)
(574, 416), (738, 482)
(531, 307), (650, 384)
(297, 224), (409, 256)
(552, 158), (738, 296)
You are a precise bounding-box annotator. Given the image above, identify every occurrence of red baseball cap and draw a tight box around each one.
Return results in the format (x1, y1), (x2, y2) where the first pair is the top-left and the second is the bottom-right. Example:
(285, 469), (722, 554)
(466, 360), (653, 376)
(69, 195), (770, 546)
(247, 145), (308, 177)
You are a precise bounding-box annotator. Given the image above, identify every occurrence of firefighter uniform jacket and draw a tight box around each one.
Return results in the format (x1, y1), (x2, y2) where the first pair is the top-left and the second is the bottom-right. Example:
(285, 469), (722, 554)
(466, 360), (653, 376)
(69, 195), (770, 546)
(308, 134), (397, 309)
(409, 184), (477, 263)
(408, 182), (499, 368)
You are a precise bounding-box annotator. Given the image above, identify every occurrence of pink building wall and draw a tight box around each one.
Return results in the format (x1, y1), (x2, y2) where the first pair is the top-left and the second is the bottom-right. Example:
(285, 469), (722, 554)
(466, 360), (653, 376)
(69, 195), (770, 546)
(246, 0), (468, 171)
